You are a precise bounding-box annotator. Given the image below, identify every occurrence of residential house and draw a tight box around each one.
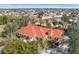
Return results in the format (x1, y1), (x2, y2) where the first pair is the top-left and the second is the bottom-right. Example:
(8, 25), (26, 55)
(16, 24), (64, 41)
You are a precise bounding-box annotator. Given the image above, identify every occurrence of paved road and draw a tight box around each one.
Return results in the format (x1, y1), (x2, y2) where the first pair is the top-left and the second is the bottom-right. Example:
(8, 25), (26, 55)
(0, 46), (4, 54)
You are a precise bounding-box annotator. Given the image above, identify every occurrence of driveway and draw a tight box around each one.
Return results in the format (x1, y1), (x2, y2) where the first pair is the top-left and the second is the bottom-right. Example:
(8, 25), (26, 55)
(0, 46), (4, 54)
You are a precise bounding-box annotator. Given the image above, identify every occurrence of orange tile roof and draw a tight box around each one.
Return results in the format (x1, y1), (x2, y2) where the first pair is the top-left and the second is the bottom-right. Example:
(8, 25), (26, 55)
(16, 24), (64, 39)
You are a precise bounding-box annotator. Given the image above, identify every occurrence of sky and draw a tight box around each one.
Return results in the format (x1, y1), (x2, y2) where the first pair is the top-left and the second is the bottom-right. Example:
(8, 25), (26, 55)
(0, 4), (79, 8)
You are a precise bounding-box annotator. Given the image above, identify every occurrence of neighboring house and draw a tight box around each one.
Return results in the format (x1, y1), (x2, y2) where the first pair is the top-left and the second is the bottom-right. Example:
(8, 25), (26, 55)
(41, 15), (62, 22)
(42, 16), (52, 20)
(16, 24), (64, 41)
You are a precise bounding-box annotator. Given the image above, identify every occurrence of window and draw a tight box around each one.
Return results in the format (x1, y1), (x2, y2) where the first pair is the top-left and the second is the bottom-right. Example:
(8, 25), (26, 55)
(16, 33), (21, 38)
(48, 36), (52, 39)
(35, 37), (39, 40)
(25, 36), (30, 39)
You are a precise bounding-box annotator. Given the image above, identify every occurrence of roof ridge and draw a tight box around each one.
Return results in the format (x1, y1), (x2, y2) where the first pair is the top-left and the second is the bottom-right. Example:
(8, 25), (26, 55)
(30, 25), (37, 37)
(39, 26), (46, 38)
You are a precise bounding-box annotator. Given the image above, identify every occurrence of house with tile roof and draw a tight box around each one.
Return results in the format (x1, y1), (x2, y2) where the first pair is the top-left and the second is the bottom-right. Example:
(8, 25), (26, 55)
(16, 24), (64, 41)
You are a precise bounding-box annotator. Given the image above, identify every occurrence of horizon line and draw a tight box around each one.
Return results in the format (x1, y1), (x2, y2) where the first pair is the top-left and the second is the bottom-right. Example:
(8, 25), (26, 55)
(0, 4), (79, 8)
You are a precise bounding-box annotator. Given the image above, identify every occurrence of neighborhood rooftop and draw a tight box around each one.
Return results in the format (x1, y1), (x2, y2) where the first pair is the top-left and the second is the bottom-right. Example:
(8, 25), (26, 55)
(16, 24), (64, 39)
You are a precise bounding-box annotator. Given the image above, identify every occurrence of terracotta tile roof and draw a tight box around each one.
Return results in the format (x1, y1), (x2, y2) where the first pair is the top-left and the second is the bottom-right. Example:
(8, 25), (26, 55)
(16, 24), (64, 39)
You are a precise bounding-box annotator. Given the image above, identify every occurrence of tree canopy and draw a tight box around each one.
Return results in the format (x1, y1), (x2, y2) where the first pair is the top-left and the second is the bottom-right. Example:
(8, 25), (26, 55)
(67, 21), (79, 53)
(2, 39), (38, 54)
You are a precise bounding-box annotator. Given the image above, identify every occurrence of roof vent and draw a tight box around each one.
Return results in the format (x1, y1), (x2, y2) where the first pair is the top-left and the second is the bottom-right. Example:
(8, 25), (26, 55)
(45, 30), (52, 36)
